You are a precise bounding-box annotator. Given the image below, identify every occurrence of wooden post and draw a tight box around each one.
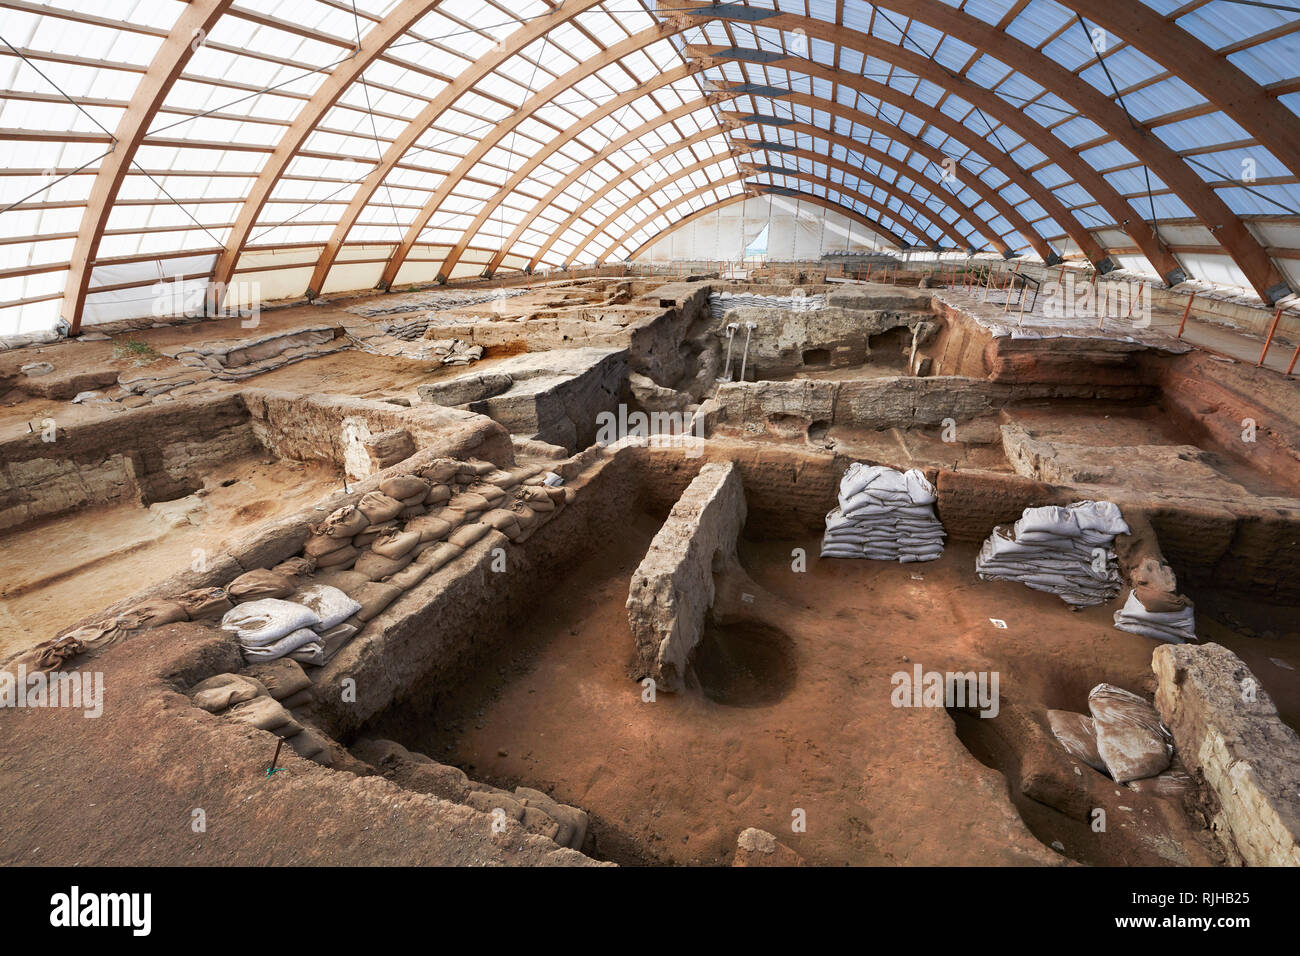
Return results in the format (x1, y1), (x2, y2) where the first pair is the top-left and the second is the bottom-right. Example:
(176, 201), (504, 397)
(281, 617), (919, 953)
(1177, 293), (1196, 338)
(1003, 271), (1014, 313)
(1287, 340), (1299, 376)
(1018, 286), (1028, 327)
(1258, 307), (1284, 367)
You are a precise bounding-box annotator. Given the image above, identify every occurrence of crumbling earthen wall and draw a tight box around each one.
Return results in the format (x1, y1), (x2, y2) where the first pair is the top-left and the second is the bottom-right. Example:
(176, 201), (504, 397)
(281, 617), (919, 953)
(627, 461), (747, 692)
(1153, 642), (1300, 866)
(0, 394), (258, 532)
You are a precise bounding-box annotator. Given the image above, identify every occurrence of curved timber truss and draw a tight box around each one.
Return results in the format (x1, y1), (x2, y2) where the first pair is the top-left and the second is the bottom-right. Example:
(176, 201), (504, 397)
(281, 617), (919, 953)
(3, 0), (1296, 334)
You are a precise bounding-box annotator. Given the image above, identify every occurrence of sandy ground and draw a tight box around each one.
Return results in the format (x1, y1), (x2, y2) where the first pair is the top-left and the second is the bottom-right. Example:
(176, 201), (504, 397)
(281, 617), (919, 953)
(399, 517), (1256, 867)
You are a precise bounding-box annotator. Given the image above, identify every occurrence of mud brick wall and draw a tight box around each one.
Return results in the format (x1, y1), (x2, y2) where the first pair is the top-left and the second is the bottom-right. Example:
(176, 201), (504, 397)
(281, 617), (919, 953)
(323, 453), (640, 738)
(0, 394), (258, 532)
(243, 388), (514, 471)
(1153, 643), (1300, 866)
(626, 461), (746, 692)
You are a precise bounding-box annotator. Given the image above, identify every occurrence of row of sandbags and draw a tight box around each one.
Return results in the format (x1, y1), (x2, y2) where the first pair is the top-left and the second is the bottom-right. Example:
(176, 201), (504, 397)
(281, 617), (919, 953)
(217, 457), (574, 668)
(821, 464), (946, 563)
(344, 287), (527, 318)
(189, 658), (332, 765)
(975, 501), (1128, 607)
(14, 582), (246, 676)
(1048, 684), (1177, 786)
(351, 738), (589, 851)
(708, 291), (826, 320)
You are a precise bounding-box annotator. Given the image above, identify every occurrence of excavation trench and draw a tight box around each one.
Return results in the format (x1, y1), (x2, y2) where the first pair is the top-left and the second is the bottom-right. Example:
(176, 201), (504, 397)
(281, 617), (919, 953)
(347, 446), (1295, 866)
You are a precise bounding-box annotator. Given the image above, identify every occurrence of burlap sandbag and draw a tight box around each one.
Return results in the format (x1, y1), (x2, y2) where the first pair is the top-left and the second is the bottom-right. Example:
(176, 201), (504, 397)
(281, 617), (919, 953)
(1087, 684), (1173, 783)
(117, 600), (189, 631)
(352, 581), (405, 622)
(522, 487), (555, 511)
(314, 545), (359, 569)
(312, 569), (371, 594)
(448, 522), (490, 548)
(406, 514), (453, 542)
(272, 556), (316, 579)
(280, 687), (315, 711)
(420, 459), (460, 484)
(354, 549), (414, 581)
(1046, 710), (1106, 772)
(481, 508), (521, 536)
(190, 673), (267, 713)
(4, 634), (85, 676)
(426, 484), (452, 506)
(511, 504), (538, 530)
(179, 587), (233, 620)
(355, 520), (399, 548)
(466, 459), (494, 476)
(416, 541), (462, 572)
(399, 506), (426, 521)
(243, 658), (312, 700)
(318, 505), (369, 539)
(228, 569), (294, 602)
(471, 484), (508, 507)
(357, 491), (403, 524)
(389, 560), (432, 591)
(305, 532), (352, 558)
(371, 529), (420, 559)
(380, 475), (430, 501)
(450, 492), (491, 513)
(226, 696), (302, 737)
(1134, 585), (1190, 614)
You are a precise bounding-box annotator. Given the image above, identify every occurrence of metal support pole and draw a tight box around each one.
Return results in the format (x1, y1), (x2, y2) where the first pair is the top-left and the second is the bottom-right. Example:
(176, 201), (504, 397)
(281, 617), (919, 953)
(720, 323), (738, 381)
(1177, 293), (1196, 338)
(1258, 307), (1284, 367)
(738, 322), (756, 383)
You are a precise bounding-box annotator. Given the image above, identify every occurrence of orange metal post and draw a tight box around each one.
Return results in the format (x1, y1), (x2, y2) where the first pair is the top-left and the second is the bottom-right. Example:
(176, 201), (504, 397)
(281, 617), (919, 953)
(1258, 307), (1284, 367)
(1177, 293), (1196, 338)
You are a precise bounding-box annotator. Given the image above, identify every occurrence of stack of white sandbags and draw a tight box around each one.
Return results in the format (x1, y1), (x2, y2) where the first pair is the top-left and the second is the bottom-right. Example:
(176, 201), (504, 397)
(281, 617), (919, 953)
(821, 464), (946, 563)
(709, 291), (826, 320)
(1113, 588), (1196, 643)
(220, 584), (360, 667)
(975, 501), (1128, 607)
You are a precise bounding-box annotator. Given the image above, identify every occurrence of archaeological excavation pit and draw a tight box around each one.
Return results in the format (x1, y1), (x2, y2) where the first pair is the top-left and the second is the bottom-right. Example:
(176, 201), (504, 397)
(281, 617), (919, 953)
(3, 4), (1300, 906)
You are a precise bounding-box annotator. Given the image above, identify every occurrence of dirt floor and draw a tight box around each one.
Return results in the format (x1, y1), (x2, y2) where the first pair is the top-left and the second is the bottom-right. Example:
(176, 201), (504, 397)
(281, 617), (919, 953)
(0, 454), (341, 655)
(392, 513), (1261, 867)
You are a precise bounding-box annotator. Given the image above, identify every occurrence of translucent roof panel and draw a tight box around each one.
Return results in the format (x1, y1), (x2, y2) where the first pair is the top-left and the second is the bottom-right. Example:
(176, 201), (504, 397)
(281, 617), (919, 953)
(2, 0), (1298, 334)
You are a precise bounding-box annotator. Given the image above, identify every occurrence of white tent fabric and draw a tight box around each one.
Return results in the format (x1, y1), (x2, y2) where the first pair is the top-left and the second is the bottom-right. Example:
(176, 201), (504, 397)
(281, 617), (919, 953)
(635, 194), (892, 264)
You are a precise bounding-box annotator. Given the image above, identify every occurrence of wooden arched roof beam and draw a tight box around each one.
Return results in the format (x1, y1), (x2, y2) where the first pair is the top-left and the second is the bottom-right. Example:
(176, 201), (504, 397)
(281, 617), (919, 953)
(590, 170), (922, 264)
(1051, 1), (1300, 183)
(678, 2), (1291, 301)
(486, 111), (730, 277)
(378, 60), (727, 289)
(693, 45), (1185, 285)
(61, 0), (235, 334)
(568, 149), (967, 269)
(623, 188), (903, 260)
(714, 83), (1106, 268)
(210, 0), (449, 301)
(287, 0), (615, 301)
(728, 116), (1052, 259)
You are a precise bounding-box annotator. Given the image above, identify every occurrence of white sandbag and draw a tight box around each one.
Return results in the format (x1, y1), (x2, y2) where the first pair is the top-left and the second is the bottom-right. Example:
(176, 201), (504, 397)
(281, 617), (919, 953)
(242, 627), (322, 662)
(292, 584), (362, 630)
(1088, 684), (1173, 783)
(221, 599), (320, 647)
(288, 641), (327, 667)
